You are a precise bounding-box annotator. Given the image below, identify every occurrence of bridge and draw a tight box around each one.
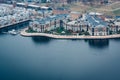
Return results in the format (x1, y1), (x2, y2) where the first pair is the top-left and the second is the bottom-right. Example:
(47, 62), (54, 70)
(0, 19), (30, 32)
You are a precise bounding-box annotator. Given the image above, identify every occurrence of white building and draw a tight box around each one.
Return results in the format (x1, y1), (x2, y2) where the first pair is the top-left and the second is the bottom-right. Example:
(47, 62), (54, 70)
(84, 14), (109, 36)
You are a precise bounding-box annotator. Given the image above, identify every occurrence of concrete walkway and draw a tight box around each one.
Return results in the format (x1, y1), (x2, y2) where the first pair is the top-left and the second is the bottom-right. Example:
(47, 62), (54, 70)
(21, 29), (120, 39)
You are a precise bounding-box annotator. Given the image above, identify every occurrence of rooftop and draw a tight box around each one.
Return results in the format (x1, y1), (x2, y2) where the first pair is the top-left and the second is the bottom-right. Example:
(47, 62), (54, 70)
(32, 14), (68, 25)
(85, 14), (108, 28)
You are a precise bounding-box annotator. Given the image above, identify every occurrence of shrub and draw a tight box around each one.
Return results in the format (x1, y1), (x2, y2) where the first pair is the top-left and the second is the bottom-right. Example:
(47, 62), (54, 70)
(84, 31), (90, 35)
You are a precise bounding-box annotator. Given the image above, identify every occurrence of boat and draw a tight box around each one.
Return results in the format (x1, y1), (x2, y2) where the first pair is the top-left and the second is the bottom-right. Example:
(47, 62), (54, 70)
(2, 32), (8, 34)
(8, 29), (17, 35)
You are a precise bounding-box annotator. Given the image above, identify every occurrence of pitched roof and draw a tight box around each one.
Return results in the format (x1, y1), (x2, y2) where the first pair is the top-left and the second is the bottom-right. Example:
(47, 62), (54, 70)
(33, 14), (68, 25)
(85, 14), (108, 28)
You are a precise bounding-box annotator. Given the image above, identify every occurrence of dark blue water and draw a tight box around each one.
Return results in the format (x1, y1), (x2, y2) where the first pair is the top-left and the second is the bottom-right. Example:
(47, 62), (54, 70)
(0, 34), (120, 80)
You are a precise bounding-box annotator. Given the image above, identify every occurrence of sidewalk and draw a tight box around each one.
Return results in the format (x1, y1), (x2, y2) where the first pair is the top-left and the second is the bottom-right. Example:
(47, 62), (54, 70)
(21, 29), (120, 39)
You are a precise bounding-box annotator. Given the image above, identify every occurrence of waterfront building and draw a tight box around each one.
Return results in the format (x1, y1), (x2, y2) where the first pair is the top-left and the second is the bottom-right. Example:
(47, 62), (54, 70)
(84, 14), (109, 36)
(114, 17), (120, 26)
(106, 16), (120, 34)
(28, 10), (120, 36)
(113, 17), (120, 32)
(29, 14), (67, 32)
(64, 19), (87, 33)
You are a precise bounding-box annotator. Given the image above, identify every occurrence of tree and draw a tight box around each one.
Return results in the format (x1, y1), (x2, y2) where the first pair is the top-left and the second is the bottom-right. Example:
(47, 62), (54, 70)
(84, 31), (90, 35)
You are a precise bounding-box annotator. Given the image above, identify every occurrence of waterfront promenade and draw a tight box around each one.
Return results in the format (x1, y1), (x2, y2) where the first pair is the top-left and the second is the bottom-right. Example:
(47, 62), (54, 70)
(21, 29), (120, 39)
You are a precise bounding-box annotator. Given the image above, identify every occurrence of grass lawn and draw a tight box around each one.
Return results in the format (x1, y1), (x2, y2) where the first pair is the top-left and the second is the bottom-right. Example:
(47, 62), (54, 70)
(26, 29), (38, 33)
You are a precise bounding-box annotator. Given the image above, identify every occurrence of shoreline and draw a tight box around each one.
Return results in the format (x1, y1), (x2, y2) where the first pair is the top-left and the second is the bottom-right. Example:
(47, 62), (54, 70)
(20, 29), (120, 39)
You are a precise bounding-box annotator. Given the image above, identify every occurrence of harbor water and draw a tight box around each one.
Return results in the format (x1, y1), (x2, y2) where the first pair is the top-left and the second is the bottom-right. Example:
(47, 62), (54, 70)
(0, 34), (120, 80)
